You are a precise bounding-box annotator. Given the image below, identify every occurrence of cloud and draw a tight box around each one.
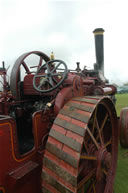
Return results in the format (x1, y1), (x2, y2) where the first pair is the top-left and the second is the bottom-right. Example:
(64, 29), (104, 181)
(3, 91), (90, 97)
(1, 0), (128, 84)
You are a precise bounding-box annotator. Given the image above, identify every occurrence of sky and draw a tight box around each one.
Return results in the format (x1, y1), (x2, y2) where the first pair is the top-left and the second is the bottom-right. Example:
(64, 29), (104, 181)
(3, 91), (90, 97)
(0, 0), (128, 85)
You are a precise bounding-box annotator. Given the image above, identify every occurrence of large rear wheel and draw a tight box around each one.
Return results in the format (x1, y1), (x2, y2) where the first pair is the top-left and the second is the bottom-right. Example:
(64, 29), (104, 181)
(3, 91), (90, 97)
(42, 96), (118, 193)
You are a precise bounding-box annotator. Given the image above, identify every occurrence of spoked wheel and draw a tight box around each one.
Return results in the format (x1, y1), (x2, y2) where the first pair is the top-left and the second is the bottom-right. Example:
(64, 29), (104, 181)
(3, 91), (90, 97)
(42, 96), (118, 193)
(33, 59), (68, 93)
(10, 51), (50, 98)
(119, 107), (128, 148)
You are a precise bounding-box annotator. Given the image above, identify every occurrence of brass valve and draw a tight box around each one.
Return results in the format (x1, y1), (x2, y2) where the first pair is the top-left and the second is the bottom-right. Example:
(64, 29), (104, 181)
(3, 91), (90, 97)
(50, 52), (55, 60)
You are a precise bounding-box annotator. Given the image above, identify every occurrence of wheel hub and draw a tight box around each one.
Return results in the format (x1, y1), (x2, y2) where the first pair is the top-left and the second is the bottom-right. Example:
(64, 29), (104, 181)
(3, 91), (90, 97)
(47, 73), (51, 76)
(96, 146), (111, 181)
(103, 151), (111, 169)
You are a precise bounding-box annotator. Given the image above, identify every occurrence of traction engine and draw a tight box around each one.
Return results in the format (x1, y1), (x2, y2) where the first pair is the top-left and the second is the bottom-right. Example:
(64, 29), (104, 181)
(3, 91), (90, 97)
(0, 28), (118, 193)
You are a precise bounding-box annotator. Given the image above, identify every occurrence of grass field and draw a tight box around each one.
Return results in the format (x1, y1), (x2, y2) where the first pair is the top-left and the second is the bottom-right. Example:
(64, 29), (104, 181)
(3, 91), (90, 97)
(114, 93), (128, 193)
(115, 93), (128, 116)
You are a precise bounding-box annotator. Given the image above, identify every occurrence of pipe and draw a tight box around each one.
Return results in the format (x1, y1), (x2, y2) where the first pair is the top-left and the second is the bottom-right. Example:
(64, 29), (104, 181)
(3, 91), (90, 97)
(93, 86), (114, 95)
(93, 28), (105, 75)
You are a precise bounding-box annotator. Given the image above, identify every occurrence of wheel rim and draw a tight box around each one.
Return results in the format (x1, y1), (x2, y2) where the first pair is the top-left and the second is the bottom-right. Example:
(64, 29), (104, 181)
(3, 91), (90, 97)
(42, 96), (118, 193)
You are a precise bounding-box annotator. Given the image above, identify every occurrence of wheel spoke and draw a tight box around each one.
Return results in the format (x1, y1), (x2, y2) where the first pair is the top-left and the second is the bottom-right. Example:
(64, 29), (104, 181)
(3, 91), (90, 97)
(95, 178), (106, 193)
(96, 118), (104, 145)
(35, 74), (46, 78)
(86, 180), (96, 193)
(96, 113), (108, 143)
(92, 107), (97, 134)
(52, 77), (58, 84)
(80, 153), (97, 160)
(100, 113), (108, 133)
(92, 182), (96, 193)
(51, 62), (61, 73)
(86, 127), (99, 149)
(46, 63), (50, 74)
(37, 84), (42, 89)
(48, 76), (54, 87)
(102, 168), (108, 176)
(104, 138), (112, 148)
(51, 73), (64, 77)
(81, 186), (85, 193)
(22, 61), (31, 74)
(78, 168), (96, 190)
(83, 139), (89, 154)
(38, 56), (43, 68)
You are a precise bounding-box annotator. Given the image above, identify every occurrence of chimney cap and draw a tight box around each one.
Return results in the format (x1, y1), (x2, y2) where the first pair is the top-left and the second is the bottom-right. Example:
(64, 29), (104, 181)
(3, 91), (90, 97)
(93, 28), (105, 35)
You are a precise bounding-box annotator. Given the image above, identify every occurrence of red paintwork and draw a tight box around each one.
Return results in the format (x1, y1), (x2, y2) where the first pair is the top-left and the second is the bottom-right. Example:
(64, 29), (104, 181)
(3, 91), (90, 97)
(0, 66), (86, 193)
(24, 74), (58, 96)
(0, 111), (50, 193)
(0, 50), (118, 193)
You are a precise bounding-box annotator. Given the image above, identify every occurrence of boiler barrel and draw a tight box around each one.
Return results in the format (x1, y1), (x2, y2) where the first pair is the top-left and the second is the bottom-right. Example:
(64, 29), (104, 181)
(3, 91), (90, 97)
(93, 28), (105, 75)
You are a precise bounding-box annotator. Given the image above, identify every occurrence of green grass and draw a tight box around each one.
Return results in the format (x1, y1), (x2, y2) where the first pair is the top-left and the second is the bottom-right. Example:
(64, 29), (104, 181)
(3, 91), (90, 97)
(114, 93), (128, 193)
(115, 93), (128, 116)
(114, 146), (128, 193)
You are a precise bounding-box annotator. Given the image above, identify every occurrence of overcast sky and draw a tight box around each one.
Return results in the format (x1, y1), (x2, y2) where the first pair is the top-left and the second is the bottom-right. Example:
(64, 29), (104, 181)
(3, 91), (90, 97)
(1, 0), (128, 85)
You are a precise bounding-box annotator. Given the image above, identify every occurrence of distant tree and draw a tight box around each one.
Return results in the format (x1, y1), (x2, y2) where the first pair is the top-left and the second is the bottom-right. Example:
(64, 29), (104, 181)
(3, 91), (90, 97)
(123, 82), (128, 86)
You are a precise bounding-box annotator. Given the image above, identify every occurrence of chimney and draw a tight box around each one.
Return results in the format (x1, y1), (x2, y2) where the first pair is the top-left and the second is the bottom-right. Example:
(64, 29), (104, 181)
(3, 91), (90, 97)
(93, 28), (105, 74)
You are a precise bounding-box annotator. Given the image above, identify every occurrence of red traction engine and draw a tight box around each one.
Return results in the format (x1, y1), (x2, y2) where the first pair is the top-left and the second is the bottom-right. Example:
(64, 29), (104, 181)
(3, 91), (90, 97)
(0, 28), (118, 193)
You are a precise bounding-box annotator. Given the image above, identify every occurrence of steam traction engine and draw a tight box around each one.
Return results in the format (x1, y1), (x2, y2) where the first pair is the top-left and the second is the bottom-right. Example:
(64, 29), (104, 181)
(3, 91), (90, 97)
(0, 29), (118, 193)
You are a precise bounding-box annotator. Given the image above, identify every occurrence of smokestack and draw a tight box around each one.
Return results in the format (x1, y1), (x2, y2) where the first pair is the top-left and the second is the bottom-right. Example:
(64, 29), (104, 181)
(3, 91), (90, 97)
(93, 28), (105, 74)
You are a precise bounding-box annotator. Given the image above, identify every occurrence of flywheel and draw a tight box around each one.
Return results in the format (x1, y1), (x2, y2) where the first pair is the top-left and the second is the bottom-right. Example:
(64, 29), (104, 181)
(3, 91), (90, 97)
(42, 96), (118, 193)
